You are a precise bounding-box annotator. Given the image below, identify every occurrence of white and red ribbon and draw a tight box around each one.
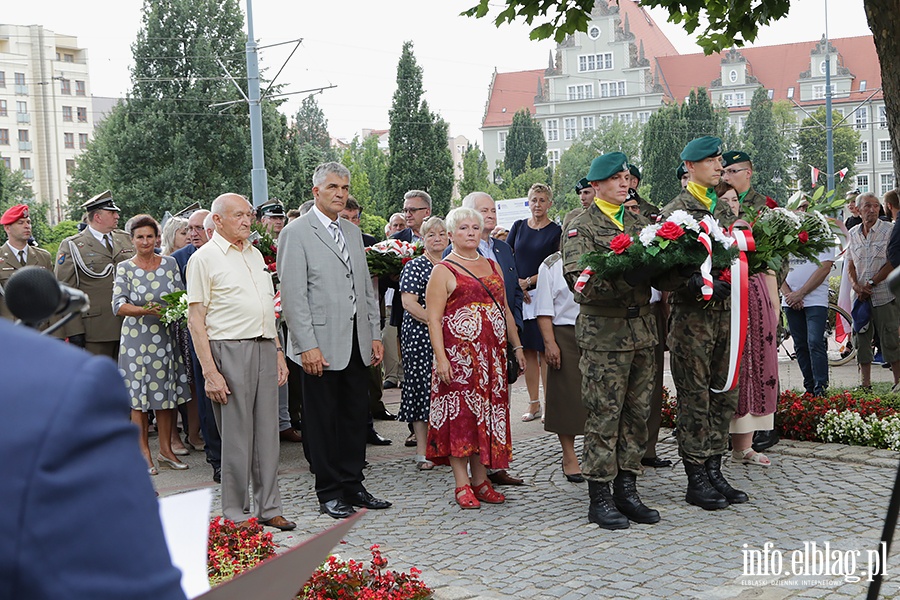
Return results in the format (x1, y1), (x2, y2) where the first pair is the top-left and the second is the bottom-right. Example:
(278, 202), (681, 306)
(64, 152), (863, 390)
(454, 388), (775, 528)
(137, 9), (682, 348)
(697, 222), (714, 300)
(712, 222), (755, 393)
(574, 268), (594, 293)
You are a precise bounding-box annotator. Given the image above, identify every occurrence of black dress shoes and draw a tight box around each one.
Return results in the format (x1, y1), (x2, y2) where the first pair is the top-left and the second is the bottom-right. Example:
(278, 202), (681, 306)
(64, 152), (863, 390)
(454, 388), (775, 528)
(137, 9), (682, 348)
(212, 467), (221, 484)
(752, 430), (779, 453)
(367, 430), (392, 445)
(382, 380), (398, 390)
(373, 408), (398, 420)
(320, 498), (357, 519)
(345, 490), (392, 510)
(641, 457), (673, 468)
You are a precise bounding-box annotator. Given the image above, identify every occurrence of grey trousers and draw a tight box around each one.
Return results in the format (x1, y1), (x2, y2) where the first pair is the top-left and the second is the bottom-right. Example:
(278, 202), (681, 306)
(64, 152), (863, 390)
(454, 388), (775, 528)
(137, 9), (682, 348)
(210, 338), (283, 522)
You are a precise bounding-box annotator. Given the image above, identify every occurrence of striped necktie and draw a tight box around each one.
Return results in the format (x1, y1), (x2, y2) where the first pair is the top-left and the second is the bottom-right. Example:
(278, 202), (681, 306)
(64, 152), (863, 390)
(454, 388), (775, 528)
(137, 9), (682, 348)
(329, 221), (350, 265)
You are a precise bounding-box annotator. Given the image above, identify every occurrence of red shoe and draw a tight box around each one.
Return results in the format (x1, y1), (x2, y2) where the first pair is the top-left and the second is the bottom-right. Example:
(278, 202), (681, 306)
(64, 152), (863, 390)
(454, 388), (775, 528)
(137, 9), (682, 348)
(473, 480), (505, 504)
(455, 485), (480, 509)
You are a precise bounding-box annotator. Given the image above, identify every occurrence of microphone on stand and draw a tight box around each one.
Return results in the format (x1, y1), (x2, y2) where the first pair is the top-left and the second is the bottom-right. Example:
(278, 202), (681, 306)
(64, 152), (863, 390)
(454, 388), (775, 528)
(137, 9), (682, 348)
(5, 266), (89, 330)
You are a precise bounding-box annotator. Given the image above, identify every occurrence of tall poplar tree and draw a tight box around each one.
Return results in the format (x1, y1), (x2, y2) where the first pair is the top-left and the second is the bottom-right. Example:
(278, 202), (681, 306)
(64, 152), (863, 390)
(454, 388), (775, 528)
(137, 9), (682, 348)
(504, 108), (547, 177)
(385, 41), (453, 216)
(743, 87), (789, 201)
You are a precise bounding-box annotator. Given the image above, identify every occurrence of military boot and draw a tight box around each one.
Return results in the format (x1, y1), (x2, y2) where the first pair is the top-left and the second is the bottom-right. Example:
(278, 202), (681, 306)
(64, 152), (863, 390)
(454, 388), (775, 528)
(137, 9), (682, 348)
(612, 472), (660, 524)
(587, 481), (630, 530)
(683, 461), (729, 510)
(705, 455), (749, 504)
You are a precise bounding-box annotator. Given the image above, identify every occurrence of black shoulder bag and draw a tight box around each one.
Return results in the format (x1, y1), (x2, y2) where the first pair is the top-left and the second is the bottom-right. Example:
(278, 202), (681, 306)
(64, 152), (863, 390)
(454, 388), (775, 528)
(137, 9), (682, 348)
(445, 259), (520, 384)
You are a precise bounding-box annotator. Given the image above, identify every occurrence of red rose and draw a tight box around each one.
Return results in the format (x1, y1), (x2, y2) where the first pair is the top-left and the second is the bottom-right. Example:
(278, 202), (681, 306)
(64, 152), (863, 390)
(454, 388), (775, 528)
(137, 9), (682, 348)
(765, 196), (778, 209)
(267, 262), (277, 272)
(609, 233), (633, 255)
(719, 268), (732, 284)
(656, 221), (685, 241)
(799, 231), (809, 243)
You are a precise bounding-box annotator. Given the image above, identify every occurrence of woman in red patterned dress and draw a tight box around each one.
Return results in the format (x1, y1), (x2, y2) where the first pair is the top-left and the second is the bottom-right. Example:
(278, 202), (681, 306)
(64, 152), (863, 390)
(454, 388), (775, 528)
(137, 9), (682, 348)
(425, 207), (527, 509)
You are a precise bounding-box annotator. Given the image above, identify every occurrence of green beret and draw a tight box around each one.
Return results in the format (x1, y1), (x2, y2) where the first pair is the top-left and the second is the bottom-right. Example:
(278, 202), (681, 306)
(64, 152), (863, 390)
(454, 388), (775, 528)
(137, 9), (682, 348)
(628, 164), (641, 181)
(675, 163), (688, 180)
(575, 177), (591, 192)
(722, 150), (751, 167)
(680, 136), (723, 162)
(587, 152), (629, 183)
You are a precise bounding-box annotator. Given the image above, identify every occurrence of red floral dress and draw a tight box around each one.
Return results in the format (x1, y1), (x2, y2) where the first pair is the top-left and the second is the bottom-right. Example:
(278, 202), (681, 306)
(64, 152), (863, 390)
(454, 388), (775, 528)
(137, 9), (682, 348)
(426, 260), (512, 468)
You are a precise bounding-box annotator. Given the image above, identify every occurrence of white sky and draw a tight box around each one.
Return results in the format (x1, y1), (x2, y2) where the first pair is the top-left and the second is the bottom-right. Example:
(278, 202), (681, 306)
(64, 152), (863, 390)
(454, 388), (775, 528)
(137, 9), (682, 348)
(4, 0), (873, 143)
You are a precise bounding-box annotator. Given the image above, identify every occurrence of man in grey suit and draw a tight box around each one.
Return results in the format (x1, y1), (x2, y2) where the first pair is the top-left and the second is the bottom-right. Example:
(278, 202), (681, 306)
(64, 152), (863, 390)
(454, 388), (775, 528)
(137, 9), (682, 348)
(278, 162), (392, 519)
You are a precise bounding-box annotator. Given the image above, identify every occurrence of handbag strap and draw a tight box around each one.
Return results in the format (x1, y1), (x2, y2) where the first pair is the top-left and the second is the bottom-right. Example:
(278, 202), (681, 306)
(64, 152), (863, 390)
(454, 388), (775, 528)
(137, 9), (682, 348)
(444, 259), (504, 316)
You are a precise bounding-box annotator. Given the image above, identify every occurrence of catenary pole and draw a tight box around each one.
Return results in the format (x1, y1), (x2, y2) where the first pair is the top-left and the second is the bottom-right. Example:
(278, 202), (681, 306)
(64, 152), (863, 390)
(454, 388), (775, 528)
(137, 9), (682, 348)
(246, 0), (268, 207)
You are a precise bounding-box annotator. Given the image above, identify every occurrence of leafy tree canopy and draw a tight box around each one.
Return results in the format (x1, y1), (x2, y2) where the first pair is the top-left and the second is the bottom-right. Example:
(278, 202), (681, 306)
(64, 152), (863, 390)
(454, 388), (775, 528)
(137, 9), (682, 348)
(797, 107), (860, 195)
(505, 108), (547, 177)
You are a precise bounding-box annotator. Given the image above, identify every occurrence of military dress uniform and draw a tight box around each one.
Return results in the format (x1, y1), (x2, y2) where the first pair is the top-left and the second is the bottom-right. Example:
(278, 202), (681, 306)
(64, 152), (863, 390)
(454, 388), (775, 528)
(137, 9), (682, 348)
(561, 152), (660, 530)
(0, 242), (54, 321)
(54, 193), (134, 358)
(660, 136), (748, 511)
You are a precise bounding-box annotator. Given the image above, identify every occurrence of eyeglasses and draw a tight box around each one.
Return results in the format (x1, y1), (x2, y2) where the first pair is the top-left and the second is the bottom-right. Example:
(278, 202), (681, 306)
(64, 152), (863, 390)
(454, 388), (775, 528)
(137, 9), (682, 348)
(403, 207), (428, 214)
(624, 204), (640, 212)
(723, 168), (749, 175)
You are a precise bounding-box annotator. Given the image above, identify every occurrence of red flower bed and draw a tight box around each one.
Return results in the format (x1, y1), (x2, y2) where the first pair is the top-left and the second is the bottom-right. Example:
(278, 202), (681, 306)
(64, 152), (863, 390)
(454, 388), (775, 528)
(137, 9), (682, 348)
(775, 390), (896, 442)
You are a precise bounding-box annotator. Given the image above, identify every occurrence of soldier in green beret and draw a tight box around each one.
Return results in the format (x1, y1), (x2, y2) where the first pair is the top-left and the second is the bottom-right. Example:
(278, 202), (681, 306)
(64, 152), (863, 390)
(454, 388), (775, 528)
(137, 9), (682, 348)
(721, 150), (769, 212)
(626, 163), (659, 221)
(660, 136), (749, 511)
(575, 177), (595, 209)
(676, 163), (689, 189)
(561, 152), (660, 530)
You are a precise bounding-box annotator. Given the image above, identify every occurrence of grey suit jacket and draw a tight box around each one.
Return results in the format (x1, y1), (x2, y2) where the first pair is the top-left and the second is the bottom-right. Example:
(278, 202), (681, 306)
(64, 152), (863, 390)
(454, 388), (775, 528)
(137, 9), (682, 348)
(277, 210), (380, 371)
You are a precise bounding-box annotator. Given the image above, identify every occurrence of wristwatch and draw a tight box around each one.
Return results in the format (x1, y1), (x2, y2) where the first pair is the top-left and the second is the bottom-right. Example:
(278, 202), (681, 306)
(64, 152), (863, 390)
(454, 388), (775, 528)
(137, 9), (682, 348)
(867, 278), (875, 286)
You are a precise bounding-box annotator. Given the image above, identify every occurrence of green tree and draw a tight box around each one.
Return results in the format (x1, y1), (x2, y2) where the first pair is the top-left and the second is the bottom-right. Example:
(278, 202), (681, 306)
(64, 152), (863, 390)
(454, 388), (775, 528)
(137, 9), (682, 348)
(555, 120), (643, 213)
(0, 165), (31, 207)
(459, 143), (492, 199)
(294, 95), (331, 152)
(797, 107), (860, 195)
(71, 0), (294, 219)
(742, 87), (789, 201)
(385, 41), (454, 216)
(504, 109), (547, 177)
(464, 0), (900, 193)
(341, 134), (390, 217)
(641, 105), (687, 207)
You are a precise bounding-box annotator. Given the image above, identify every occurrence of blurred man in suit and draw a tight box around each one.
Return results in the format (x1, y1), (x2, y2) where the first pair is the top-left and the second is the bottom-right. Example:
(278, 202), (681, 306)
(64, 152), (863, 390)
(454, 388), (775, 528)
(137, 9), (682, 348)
(278, 162), (391, 519)
(0, 318), (186, 600)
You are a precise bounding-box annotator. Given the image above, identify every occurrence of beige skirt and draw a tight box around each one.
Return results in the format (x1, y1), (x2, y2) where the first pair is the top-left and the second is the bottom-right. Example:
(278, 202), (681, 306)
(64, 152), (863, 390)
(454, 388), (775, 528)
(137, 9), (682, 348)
(543, 324), (587, 436)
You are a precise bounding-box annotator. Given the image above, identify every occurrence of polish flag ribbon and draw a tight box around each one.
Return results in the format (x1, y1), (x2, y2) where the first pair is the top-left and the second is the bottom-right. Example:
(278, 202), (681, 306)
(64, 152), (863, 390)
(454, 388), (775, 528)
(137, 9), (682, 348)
(712, 221), (755, 393)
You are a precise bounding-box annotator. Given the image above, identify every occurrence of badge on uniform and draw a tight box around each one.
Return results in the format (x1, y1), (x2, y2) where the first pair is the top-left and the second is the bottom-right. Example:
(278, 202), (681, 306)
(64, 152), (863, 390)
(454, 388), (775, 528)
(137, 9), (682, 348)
(567, 229), (578, 238)
(57, 254), (66, 264)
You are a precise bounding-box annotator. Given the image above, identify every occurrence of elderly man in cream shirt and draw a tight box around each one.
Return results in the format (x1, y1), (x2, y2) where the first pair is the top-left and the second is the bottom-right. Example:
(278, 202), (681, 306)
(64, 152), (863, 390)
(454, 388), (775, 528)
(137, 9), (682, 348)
(187, 192), (295, 531)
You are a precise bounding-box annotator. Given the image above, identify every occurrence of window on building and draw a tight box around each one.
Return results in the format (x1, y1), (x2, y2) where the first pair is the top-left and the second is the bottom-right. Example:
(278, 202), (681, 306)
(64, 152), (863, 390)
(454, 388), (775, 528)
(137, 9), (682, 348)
(16, 101), (26, 114)
(545, 119), (559, 142)
(498, 131), (507, 153)
(880, 139), (892, 162)
(75, 80), (86, 96)
(62, 106), (73, 121)
(881, 173), (895, 195)
(860, 80), (868, 92)
(79, 133), (89, 148)
(1, 157), (9, 170)
(18, 130), (29, 142)
(600, 81), (625, 98)
(0, 72), (5, 87)
(787, 87), (794, 99)
(0, 100), (6, 117)
(857, 174), (869, 193)
(0, 129), (8, 145)
(879, 106), (888, 128)
(618, 113), (633, 124)
(20, 157), (31, 170)
(722, 93), (734, 107)
(77, 107), (87, 122)
(599, 115), (614, 126)
(582, 116), (595, 131)
(737, 116), (746, 131)
(60, 78), (71, 95)
(767, 89), (774, 99)
(14, 73), (25, 85)
(567, 84), (594, 100)
(858, 141), (869, 163)
(734, 91), (746, 106)
(577, 53), (613, 72)
(638, 111), (651, 125)
(563, 117), (577, 140)
(66, 159), (75, 175)
(63, 53), (74, 63)
(64, 132), (74, 149)
(855, 107), (869, 130)
(788, 144), (800, 163)
(547, 149), (560, 169)
(813, 84), (835, 99)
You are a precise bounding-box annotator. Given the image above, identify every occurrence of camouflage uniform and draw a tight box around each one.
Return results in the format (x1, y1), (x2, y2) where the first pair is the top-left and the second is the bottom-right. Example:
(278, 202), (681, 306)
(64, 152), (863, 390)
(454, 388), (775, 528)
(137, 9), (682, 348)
(562, 202), (657, 482)
(660, 189), (737, 466)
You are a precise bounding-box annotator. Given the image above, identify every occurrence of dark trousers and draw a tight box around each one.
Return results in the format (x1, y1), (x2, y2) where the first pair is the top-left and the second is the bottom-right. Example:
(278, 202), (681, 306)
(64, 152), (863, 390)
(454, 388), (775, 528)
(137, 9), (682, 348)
(287, 354), (312, 465)
(191, 345), (222, 470)
(784, 305), (829, 396)
(302, 326), (369, 502)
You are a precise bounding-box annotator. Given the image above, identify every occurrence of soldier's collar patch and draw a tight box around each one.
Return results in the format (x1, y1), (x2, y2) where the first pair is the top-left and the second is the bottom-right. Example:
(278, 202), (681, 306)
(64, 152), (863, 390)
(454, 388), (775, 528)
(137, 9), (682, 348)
(57, 254), (66, 264)
(567, 229), (578, 238)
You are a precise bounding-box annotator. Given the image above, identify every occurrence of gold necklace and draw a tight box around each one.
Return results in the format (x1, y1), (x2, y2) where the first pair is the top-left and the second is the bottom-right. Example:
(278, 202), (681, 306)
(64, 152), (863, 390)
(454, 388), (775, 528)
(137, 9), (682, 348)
(450, 250), (479, 262)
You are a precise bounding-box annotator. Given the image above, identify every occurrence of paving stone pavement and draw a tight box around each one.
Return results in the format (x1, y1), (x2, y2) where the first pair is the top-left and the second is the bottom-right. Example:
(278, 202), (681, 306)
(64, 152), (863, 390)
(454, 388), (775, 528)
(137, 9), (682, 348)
(152, 355), (900, 598)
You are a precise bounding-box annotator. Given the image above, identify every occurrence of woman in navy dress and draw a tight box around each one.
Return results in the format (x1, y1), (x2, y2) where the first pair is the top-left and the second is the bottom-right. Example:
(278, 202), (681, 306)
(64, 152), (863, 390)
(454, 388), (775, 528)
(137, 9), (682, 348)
(507, 183), (562, 422)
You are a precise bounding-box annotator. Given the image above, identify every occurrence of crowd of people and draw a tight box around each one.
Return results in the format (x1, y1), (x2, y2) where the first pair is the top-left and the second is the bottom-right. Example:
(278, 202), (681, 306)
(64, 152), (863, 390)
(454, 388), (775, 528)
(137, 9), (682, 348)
(3, 136), (900, 534)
